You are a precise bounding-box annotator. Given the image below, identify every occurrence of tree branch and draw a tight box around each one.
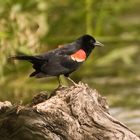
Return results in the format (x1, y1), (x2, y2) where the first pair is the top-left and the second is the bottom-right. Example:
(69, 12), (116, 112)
(0, 82), (139, 140)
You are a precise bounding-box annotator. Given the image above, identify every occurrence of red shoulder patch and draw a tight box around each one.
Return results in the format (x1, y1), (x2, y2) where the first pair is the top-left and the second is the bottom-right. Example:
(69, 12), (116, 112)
(71, 49), (86, 62)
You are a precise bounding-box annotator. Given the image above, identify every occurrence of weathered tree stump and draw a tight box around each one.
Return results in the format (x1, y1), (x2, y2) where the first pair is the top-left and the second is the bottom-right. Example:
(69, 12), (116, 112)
(0, 82), (139, 140)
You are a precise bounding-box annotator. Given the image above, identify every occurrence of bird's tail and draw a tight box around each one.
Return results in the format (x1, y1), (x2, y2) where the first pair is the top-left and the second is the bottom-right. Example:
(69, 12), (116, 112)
(9, 55), (40, 63)
(9, 55), (45, 78)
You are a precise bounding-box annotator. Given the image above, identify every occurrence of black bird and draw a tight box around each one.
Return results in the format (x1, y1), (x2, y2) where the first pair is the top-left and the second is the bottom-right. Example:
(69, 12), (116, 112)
(10, 34), (103, 86)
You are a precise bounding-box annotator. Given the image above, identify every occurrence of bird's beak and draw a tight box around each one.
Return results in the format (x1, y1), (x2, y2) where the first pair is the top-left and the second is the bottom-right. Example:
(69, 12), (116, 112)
(94, 41), (104, 47)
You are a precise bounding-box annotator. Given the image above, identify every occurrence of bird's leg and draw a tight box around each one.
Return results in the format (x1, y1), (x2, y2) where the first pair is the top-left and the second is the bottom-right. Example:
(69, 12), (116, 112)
(54, 76), (67, 91)
(57, 76), (62, 87)
(66, 77), (79, 86)
(64, 74), (79, 86)
(51, 76), (63, 97)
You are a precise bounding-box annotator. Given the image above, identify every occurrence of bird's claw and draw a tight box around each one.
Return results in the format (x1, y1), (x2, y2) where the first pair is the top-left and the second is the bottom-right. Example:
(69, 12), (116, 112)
(55, 84), (67, 90)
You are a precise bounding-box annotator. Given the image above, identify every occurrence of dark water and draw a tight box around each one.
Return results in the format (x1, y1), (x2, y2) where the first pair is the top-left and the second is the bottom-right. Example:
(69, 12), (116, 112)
(110, 108), (140, 136)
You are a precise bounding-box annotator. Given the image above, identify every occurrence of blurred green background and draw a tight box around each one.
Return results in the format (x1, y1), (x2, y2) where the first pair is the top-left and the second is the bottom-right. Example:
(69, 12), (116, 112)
(0, 0), (140, 135)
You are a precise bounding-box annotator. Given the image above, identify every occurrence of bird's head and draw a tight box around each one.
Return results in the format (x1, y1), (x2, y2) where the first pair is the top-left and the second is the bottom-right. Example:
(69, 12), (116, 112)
(77, 34), (104, 56)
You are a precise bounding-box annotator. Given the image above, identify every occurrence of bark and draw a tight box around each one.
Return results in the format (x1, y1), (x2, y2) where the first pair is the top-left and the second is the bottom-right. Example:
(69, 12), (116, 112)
(0, 82), (139, 140)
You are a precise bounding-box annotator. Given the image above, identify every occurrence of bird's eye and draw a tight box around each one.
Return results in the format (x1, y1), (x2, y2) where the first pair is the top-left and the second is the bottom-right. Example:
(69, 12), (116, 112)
(90, 39), (94, 45)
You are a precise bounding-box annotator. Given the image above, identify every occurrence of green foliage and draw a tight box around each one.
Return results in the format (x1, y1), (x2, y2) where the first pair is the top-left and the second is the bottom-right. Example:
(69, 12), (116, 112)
(0, 0), (140, 109)
(96, 46), (139, 66)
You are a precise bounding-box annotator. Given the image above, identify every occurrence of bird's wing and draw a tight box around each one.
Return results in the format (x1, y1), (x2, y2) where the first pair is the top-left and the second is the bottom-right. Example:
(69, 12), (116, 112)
(54, 42), (81, 56)
(35, 42), (81, 61)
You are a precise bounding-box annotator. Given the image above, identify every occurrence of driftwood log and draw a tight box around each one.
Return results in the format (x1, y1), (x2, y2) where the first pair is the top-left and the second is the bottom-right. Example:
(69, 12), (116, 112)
(0, 82), (139, 140)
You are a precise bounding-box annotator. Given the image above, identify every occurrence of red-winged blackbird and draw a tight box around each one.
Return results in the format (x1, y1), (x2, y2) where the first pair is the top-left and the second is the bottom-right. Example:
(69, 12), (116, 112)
(10, 34), (103, 86)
